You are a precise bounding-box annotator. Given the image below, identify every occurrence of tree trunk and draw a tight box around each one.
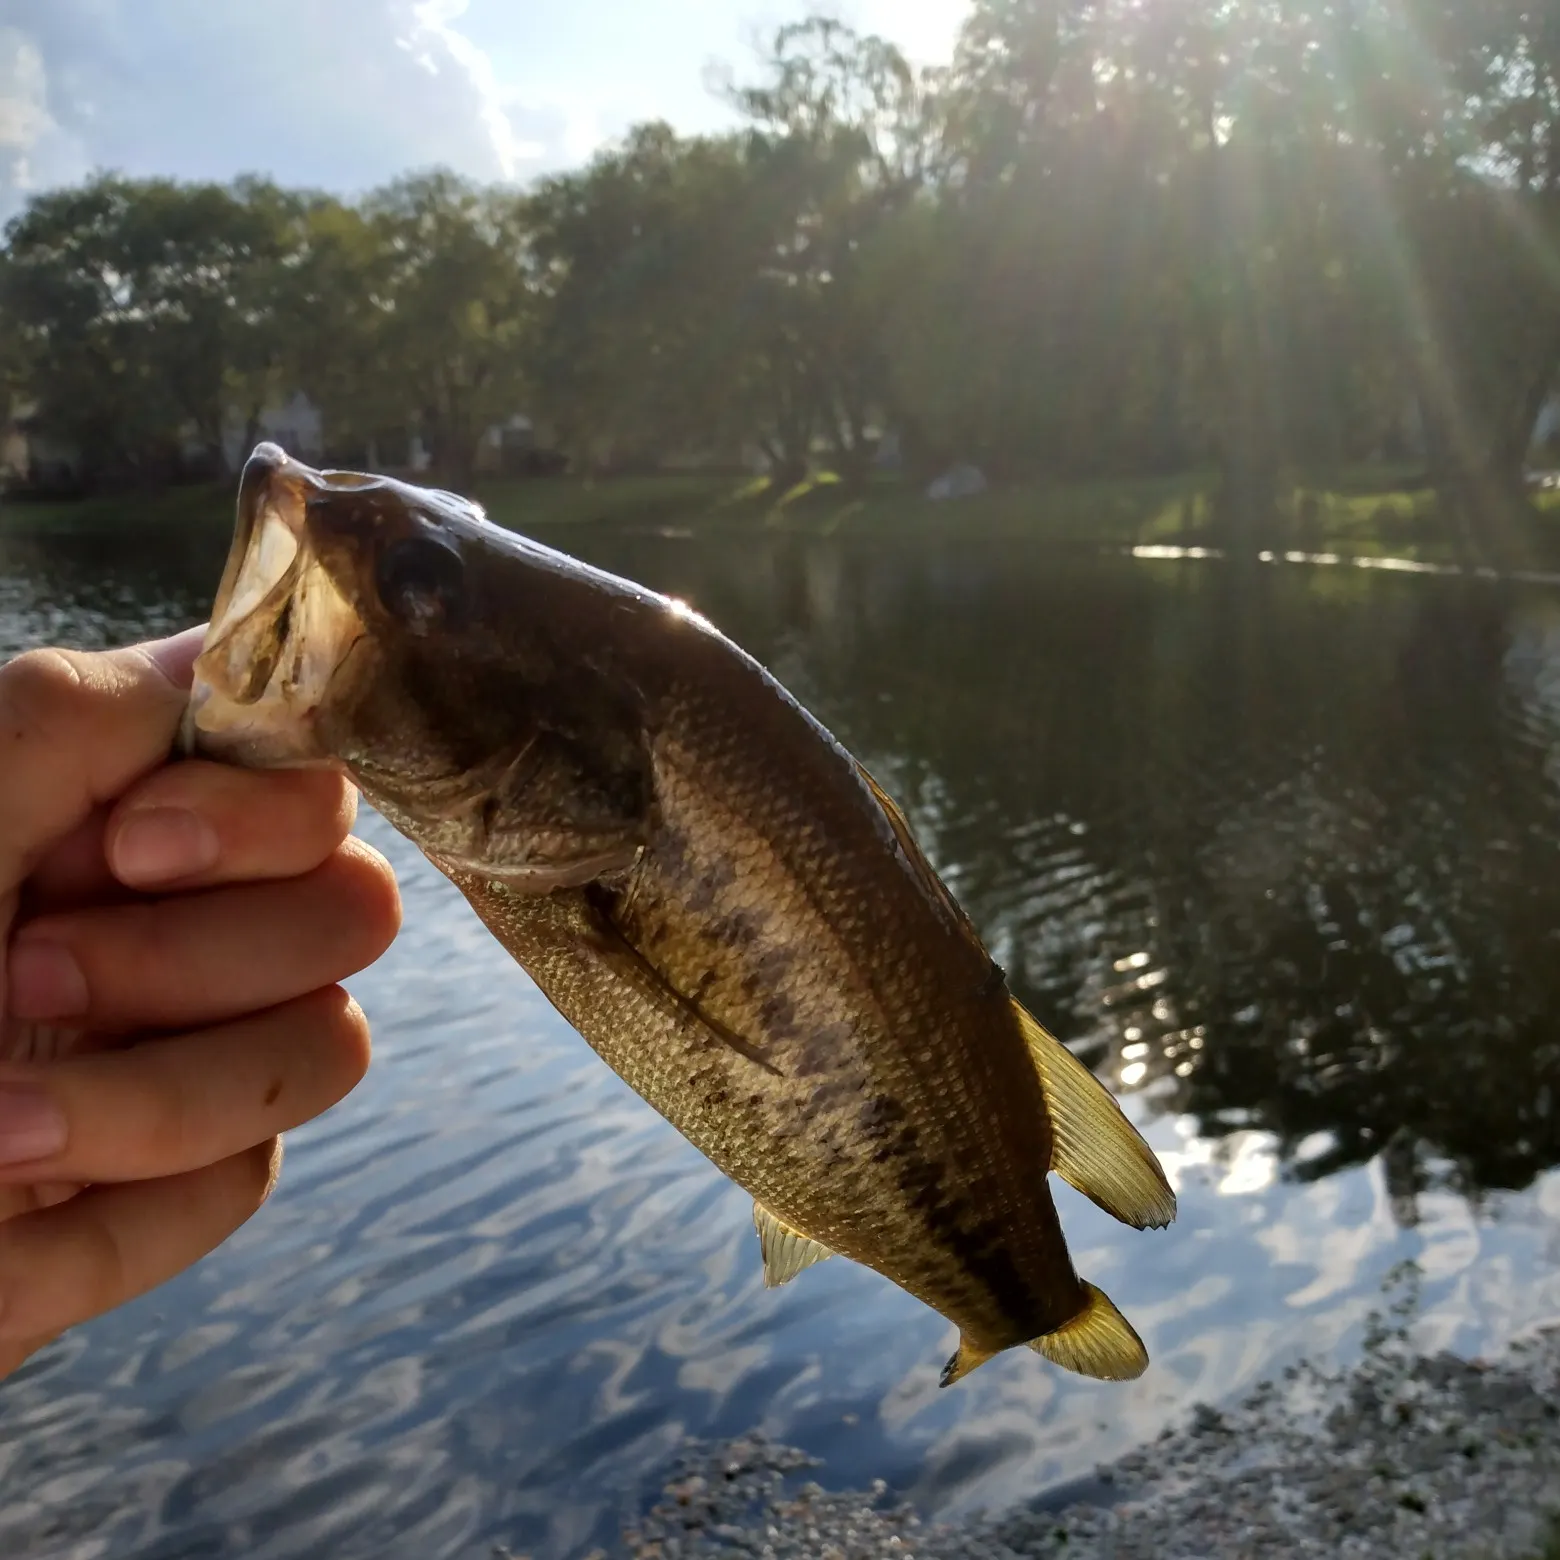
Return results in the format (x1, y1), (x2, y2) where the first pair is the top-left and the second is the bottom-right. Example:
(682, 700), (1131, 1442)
(1214, 440), (1279, 554)
(1418, 336), (1559, 573)
(239, 405), (263, 470)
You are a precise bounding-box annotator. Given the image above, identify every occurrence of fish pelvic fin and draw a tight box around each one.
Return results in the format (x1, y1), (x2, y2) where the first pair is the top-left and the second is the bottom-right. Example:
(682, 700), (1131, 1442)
(939, 1334), (998, 1388)
(1014, 1001), (1177, 1231)
(1029, 1282), (1149, 1381)
(753, 1201), (834, 1287)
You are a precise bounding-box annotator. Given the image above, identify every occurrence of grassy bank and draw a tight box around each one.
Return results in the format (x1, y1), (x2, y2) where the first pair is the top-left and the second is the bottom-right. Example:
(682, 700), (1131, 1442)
(6, 466), (1560, 570)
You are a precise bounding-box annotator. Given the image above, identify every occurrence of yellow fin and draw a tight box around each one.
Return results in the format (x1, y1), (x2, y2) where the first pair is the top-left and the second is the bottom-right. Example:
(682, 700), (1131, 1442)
(1029, 1282), (1149, 1381)
(939, 1334), (998, 1388)
(1015, 1002), (1176, 1231)
(753, 1202), (833, 1287)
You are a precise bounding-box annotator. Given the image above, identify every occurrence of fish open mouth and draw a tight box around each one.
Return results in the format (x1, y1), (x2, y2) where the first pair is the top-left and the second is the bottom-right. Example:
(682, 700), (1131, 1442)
(182, 443), (367, 768)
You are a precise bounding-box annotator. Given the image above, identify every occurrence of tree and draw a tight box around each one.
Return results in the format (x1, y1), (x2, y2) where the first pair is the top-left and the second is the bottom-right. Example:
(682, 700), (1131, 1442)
(527, 124), (763, 472)
(362, 171), (534, 488)
(0, 174), (315, 487)
(270, 195), (400, 464)
(726, 20), (935, 483)
(4, 0), (1560, 552)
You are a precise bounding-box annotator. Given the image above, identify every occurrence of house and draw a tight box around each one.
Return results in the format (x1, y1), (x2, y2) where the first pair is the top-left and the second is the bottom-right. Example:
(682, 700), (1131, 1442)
(221, 391), (325, 470)
(0, 403), (87, 493)
(1532, 390), (1560, 458)
(1394, 388), (1560, 468)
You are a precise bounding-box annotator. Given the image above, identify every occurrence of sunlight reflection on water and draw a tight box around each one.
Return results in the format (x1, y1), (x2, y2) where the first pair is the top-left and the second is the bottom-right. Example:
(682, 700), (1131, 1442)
(1, 526), (1558, 1557)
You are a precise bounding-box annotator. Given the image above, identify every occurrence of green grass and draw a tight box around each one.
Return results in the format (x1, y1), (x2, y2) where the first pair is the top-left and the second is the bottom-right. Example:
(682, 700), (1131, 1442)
(8, 464), (1560, 571)
(470, 470), (737, 530)
(476, 465), (1560, 569)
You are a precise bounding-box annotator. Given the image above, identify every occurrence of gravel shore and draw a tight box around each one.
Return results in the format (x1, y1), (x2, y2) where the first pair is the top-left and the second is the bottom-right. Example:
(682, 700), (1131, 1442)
(620, 1305), (1560, 1560)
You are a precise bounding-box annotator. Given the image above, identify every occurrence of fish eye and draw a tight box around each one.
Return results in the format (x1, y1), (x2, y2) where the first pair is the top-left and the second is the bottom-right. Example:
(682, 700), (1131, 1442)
(375, 534), (465, 633)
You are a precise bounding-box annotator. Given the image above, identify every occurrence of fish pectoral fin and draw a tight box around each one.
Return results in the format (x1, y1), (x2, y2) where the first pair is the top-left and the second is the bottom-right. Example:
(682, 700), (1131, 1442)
(576, 889), (783, 1076)
(1028, 1282), (1148, 1381)
(1014, 1001), (1177, 1232)
(434, 842), (641, 893)
(939, 1334), (998, 1388)
(752, 1202), (834, 1287)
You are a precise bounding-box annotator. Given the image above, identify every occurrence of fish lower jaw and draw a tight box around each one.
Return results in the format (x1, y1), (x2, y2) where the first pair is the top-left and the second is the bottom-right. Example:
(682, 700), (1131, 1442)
(184, 691), (333, 769)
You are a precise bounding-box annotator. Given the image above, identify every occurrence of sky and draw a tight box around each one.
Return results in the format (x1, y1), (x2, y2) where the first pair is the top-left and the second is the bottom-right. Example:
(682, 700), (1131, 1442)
(0, 0), (969, 225)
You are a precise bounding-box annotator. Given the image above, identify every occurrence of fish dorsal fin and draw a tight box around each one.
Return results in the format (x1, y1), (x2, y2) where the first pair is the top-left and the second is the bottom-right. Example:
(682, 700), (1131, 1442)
(939, 1333), (998, 1388)
(856, 764), (989, 958)
(1014, 1001), (1177, 1231)
(1029, 1281), (1149, 1380)
(753, 1202), (834, 1287)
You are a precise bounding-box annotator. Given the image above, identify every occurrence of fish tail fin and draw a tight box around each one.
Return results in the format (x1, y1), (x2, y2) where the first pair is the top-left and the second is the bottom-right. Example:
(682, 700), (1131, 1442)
(939, 1333), (998, 1388)
(1028, 1282), (1149, 1381)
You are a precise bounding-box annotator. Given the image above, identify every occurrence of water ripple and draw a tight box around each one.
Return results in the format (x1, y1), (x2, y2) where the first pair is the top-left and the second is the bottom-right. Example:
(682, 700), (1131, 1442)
(3, 531), (1560, 1556)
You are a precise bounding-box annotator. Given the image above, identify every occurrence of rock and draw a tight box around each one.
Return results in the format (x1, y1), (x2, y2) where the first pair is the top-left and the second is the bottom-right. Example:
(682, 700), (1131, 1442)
(615, 1327), (1560, 1560)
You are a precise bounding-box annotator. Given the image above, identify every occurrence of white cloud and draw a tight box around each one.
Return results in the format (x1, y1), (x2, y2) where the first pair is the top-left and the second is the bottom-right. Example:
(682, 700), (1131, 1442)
(0, 30), (47, 151)
(0, 0), (969, 228)
(0, 24), (89, 218)
(407, 0), (547, 174)
(0, 0), (578, 226)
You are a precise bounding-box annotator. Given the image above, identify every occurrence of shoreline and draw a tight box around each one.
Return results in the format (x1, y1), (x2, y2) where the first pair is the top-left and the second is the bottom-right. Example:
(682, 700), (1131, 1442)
(618, 1316), (1560, 1560)
(6, 468), (1560, 576)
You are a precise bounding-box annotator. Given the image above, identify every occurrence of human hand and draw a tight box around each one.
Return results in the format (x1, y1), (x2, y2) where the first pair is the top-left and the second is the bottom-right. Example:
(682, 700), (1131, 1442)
(0, 628), (402, 1378)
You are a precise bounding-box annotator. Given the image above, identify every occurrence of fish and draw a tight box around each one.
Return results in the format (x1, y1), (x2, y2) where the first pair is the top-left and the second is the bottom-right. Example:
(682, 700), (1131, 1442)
(185, 443), (1176, 1385)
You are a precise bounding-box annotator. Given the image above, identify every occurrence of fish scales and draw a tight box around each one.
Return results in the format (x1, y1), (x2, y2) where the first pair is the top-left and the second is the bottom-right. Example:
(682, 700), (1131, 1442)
(450, 602), (1083, 1351)
(184, 444), (1175, 1384)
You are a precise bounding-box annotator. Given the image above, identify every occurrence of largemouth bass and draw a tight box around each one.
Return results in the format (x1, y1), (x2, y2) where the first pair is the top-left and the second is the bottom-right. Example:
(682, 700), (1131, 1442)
(186, 444), (1175, 1385)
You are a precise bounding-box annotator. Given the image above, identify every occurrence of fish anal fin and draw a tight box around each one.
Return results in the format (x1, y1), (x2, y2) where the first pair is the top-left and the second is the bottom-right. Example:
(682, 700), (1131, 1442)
(753, 1201), (833, 1287)
(938, 1333), (998, 1388)
(1014, 1001), (1177, 1231)
(1029, 1282), (1149, 1381)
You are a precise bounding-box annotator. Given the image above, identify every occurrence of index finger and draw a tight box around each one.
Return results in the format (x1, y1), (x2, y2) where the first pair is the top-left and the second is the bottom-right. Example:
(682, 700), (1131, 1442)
(0, 627), (207, 894)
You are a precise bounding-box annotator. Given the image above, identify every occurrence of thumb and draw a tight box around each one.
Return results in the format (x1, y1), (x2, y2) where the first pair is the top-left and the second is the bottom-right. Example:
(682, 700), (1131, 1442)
(0, 627), (208, 898)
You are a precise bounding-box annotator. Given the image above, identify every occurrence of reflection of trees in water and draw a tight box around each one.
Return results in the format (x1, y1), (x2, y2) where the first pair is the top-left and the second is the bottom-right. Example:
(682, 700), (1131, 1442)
(18, 527), (1560, 1216)
(654, 538), (1560, 1216)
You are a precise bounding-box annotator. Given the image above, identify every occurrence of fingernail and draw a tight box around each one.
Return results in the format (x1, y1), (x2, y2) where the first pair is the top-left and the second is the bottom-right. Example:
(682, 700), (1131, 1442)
(7, 935), (89, 1023)
(111, 807), (220, 887)
(7, 941), (89, 1022)
(0, 1085), (68, 1165)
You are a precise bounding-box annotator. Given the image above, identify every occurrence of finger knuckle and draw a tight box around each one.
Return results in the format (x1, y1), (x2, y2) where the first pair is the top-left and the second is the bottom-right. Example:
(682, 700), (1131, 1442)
(275, 771), (359, 867)
(287, 987), (373, 1102)
(299, 769), (358, 836)
(329, 841), (404, 959)
(81, 1215), (129, 1319)
(0, 649), (86, 747)
(328, 993), (374, 1089)
(124, 1046), (198, 1169)
(0, 1331), (61, 1380)
(119, 900), (205, 1014)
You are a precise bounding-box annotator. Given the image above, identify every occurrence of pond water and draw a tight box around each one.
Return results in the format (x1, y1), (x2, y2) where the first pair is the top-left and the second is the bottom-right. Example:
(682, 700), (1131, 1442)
(2, 516), (1559, 1559)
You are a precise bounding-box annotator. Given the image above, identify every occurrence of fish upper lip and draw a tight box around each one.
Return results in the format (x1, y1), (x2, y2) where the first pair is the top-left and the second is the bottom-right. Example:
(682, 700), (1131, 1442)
(186, 443), (356, 760)
(207, 444), (310, 641)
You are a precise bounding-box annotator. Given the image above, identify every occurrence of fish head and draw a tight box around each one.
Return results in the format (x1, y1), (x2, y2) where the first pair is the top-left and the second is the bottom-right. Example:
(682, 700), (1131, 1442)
(187, 441), (485, 773)
(186, 443), (652, 883)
